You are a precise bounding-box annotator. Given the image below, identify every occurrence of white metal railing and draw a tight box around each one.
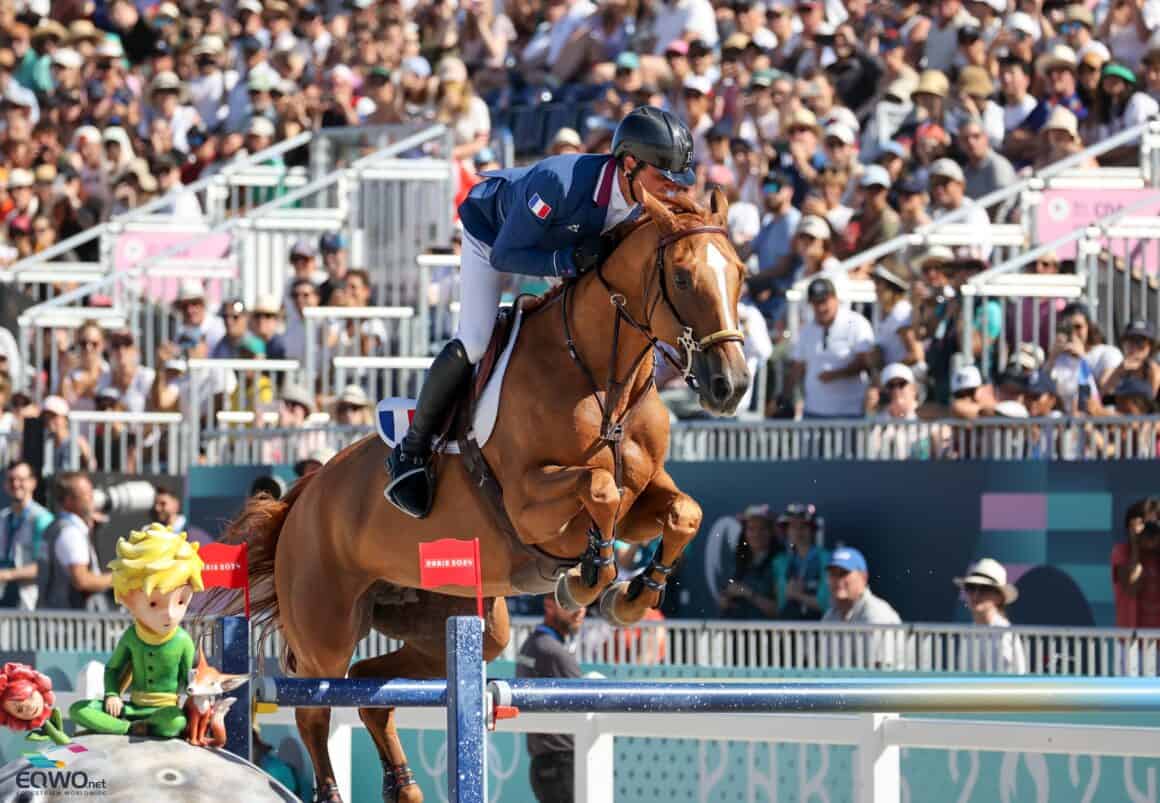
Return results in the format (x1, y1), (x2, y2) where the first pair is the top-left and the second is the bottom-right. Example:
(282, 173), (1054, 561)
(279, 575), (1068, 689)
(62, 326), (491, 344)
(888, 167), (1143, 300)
(302, 306), (417, 398)
(838, 116), (1160, 273)
(331, 356), (432, 399)
(201, 423), (371, 466)
(54, 656), (1160, 803)
(666, 416), (1160, 461)
(58, 410), (187, 475)
(17, 125), (453, 399)
(8, 611), (1160, 678)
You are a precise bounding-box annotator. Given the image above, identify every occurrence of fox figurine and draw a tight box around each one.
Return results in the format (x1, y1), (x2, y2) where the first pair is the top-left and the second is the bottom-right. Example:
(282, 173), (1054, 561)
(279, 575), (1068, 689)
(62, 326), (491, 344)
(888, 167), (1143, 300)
(184, 649), (249, 748)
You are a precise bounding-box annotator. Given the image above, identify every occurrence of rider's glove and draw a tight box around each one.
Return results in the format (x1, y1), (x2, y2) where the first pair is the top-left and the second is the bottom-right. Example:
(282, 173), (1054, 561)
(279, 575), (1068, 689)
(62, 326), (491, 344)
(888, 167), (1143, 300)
(570, 238), (605, 275)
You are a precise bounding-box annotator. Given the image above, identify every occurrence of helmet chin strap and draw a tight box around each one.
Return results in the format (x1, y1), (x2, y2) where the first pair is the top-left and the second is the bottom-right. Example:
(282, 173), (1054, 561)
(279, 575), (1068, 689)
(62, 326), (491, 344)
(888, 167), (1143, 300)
(622, 157), (645, 205)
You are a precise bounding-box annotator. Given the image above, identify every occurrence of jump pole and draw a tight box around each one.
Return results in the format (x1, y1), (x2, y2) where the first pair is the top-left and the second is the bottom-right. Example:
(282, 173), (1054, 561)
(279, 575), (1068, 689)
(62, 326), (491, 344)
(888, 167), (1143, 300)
(232, 614), (487, 803)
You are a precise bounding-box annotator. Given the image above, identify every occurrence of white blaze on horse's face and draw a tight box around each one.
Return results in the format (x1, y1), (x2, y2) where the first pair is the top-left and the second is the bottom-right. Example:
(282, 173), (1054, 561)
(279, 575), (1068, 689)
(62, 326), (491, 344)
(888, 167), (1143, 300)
(705, 242), (735, 331)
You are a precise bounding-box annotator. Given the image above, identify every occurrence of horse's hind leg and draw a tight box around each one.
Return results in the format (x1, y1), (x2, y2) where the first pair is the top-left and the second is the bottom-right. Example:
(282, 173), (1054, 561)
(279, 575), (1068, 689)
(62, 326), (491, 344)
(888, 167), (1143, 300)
(515, 464), (622, 611)
(279, 578), (367, 802)
(598, 468), (702, 625)
(351, 596), (511, 803)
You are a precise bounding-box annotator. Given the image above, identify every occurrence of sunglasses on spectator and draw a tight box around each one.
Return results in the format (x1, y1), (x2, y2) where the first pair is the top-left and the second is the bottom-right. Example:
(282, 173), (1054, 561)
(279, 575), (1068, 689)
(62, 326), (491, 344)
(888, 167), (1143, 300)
(293, 290), (315, 298)
(1036, 259), (1058, 267)
(962, 583), (994, 595)
(885, 380), (909, 390)
(337, 403), (362, 414)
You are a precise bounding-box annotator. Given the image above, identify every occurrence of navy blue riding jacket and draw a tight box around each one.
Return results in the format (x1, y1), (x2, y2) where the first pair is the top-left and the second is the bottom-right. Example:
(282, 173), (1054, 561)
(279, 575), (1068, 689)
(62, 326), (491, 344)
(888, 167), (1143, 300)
(458, 154), (623, 279)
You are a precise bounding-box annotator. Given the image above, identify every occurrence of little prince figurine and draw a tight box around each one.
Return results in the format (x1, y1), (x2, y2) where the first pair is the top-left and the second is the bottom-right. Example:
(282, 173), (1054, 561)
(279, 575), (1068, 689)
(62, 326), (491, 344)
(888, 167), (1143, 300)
(70, 523), (204, 738)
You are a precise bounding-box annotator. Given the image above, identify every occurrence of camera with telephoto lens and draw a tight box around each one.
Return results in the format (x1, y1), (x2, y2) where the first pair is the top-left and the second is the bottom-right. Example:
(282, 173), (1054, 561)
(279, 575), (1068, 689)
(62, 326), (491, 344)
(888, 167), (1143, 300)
(92, 481), (156, 514)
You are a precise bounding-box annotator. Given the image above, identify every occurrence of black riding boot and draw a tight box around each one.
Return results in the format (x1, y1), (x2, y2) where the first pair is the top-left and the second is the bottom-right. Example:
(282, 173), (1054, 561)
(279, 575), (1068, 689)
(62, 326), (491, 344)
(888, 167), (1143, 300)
(385, 339), (473, 518)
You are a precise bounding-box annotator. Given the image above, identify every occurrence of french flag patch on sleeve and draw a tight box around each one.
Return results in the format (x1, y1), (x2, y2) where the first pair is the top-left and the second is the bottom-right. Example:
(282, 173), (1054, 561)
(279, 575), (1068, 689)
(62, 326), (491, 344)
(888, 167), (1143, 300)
(528, 194), (552, 220)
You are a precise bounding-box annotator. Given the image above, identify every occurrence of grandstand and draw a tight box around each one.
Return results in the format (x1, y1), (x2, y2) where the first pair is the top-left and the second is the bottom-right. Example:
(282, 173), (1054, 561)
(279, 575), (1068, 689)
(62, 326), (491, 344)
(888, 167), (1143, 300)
(1, 0), (1160, 800)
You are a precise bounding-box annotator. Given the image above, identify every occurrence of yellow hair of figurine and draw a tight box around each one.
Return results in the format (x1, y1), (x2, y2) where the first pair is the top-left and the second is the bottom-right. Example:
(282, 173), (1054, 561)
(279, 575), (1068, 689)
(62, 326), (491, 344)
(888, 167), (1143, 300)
(109, 523), (205, 604)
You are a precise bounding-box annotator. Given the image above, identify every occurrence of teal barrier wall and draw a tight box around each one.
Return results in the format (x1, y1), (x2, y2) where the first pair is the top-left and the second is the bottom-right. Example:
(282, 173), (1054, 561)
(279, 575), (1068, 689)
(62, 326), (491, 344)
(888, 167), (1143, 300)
(188, 461), (1155, 627)
(5, 651), (1160, 803)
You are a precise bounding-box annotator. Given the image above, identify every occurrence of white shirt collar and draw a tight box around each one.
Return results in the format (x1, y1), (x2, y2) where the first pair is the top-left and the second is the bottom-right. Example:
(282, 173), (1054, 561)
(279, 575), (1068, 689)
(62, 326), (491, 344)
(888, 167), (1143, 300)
(602, 168), (638, 234)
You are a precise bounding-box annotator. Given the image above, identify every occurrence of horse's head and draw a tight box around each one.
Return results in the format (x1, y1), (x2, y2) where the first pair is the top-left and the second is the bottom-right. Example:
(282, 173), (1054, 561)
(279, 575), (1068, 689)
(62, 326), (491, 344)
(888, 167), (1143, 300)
(635, 188), (750, 415)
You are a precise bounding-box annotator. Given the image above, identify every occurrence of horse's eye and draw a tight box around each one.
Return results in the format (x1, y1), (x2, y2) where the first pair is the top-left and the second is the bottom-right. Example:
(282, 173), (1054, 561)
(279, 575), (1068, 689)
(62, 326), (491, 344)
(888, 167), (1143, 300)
(673, 269), (692, 291)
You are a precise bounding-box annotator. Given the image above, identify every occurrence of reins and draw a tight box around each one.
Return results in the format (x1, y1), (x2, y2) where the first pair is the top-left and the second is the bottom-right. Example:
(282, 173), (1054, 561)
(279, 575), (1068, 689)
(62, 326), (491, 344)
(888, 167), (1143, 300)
(557, 219), (745, 587)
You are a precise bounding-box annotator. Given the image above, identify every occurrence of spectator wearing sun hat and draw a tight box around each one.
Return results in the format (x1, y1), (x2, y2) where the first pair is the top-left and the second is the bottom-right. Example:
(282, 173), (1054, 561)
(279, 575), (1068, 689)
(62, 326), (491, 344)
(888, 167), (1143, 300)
(954, 558), (1028, 674)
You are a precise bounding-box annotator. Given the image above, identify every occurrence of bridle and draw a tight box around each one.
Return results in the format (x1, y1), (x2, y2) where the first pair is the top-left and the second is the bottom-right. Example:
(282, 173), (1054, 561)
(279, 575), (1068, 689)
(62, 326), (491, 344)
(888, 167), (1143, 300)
(557, 219), (746, 593)
(560, 219), (745, 457)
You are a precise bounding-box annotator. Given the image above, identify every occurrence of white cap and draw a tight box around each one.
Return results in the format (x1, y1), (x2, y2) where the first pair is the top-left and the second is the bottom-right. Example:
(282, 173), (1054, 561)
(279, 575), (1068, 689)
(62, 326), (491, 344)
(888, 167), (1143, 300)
(1006, 11), (1039, 40)
(929, 157), (965, 184)
(823, 122), (856, 145)
(247, 116), (276, 138)
(253, 294), (281, 315)
(683, 74), (714, 95)
(797, 214), (831, 240)
(176, 279), (205, 302)
(860, 164), (891, 189)
(96, 38), (124, 59)
(51, 48), (83, 69)
(42, 395), (70, 417)
(881, 363), (915, 386)
(1078, 41), (1111, 64)
(237, 0), (263, 14)
(994, 400), (1030, 419)
(6, 168), (33, 189)
(951, 365), (982, 394)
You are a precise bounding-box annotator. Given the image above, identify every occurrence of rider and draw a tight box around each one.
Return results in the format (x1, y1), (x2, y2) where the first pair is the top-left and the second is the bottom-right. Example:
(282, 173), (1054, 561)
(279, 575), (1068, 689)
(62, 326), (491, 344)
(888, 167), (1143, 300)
(386, 106), (697, 518)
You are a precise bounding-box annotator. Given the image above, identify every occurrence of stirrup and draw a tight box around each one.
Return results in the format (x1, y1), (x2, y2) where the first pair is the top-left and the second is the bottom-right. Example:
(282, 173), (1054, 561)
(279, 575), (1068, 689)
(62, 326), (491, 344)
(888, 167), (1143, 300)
(581, 526), (616, 587)
(384, 449), (436, 519)
(314, 781), (342, 803)
(383, 763), (418, 801)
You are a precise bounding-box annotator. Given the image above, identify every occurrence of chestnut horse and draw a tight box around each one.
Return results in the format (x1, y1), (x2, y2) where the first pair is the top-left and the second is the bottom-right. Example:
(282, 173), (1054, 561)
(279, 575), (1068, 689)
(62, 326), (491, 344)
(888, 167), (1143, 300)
(218, 190), (750, 802)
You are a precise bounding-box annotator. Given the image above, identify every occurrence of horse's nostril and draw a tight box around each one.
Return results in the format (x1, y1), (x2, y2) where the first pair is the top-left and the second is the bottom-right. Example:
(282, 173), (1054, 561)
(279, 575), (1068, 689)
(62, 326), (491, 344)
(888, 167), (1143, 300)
(711, 375), (732, 404)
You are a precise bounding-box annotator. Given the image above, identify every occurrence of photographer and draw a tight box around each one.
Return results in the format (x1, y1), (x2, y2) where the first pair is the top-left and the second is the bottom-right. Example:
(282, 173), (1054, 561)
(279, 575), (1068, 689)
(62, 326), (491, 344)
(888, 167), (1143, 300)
(1112, 499), (1160, 629)
(36, 472), (112, 611)
(1044, 315), (1104, 417)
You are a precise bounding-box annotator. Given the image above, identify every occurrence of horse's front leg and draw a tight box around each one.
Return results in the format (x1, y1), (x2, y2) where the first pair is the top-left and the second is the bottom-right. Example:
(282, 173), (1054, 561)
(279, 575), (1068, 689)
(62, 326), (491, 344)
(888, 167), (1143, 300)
(514, 465), (621, 611)
(598, 468), (702, 626)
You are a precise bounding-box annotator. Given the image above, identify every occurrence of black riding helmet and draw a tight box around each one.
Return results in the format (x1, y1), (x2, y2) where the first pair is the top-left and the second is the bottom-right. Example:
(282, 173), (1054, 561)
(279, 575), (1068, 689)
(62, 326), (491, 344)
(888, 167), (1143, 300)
(612, 106), (696, 191)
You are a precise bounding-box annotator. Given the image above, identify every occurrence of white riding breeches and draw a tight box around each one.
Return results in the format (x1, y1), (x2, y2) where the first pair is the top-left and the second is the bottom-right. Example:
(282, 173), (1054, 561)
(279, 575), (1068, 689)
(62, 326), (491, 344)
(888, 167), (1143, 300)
(455, 230), (504, 364)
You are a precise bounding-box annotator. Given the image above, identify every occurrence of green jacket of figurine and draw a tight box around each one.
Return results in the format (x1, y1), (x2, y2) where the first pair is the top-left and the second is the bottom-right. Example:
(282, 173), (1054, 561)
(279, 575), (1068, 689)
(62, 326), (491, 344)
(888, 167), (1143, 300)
(104, 624), (195, 708)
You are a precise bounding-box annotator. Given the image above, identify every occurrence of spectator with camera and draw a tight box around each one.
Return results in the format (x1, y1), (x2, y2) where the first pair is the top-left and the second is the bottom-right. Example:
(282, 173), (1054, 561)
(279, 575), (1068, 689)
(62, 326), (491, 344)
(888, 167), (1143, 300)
(1100, 320), (1159, 402)
(771, 504), (829, 621)
(36, 472), (111, 611)
(1112, 498), (1160, 628)
(717, 505), (781, 620)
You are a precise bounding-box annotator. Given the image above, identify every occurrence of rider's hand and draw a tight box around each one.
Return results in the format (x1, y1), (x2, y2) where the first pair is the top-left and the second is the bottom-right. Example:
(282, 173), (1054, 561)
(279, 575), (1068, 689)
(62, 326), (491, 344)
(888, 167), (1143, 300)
(571, 238), (605, 275)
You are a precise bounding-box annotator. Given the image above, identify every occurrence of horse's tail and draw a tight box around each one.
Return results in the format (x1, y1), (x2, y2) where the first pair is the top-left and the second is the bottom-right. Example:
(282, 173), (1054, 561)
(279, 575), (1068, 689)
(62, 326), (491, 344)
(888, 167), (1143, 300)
(205, 471), (317, 671)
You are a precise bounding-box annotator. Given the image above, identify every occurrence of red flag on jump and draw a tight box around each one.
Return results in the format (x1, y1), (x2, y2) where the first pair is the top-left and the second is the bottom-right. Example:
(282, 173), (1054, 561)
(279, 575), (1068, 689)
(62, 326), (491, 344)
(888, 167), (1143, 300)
(418, 538), (484, 619)
(200, 542), (250, 618)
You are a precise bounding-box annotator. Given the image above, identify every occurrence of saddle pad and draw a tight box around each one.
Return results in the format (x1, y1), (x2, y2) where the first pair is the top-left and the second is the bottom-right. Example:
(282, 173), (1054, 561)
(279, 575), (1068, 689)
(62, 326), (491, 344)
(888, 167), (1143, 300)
(374, 307), (523, 456)
(471, 306), (524, 448)
(375, 398), (462, 455)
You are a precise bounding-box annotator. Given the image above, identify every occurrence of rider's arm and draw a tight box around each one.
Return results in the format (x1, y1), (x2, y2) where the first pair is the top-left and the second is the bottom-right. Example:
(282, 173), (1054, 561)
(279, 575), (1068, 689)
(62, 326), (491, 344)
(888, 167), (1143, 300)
(490, 173), (584, 278)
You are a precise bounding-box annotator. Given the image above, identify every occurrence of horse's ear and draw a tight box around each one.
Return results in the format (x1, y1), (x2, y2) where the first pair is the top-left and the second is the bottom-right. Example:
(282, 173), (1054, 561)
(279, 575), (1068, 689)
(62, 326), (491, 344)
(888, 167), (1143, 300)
(708, 187), (729, 227)
(641, 189), (679, 236)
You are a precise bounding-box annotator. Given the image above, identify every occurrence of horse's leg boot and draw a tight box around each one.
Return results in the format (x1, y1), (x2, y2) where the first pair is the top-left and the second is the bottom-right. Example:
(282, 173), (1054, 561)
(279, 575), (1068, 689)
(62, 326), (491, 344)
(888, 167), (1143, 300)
(314, 781), (343, 803)
(385, 339), (472, 518)
(383, 762), (419, 803)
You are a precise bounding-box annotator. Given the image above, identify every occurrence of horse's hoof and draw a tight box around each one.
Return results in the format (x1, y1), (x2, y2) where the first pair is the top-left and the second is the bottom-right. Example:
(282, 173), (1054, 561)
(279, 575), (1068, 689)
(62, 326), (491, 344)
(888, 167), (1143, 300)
(554, 571), (584, 612)
(598, 581), (635, 626)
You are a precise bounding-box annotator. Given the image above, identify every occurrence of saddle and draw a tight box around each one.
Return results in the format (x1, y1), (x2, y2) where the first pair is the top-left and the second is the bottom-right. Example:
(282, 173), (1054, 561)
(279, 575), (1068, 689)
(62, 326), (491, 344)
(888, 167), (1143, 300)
(444, 292), (579, 594)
